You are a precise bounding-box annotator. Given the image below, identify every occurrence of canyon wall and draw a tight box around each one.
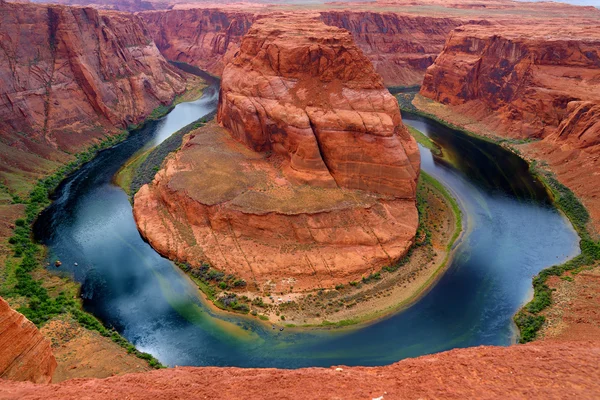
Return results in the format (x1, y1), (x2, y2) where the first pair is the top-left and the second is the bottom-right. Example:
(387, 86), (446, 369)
(419, 24), (600, 233)
(139, 9), (255, 77)
(139, 9), (463, 86)
(0, 1), (187, 192)
(319, 11), (463, 87)
(0, 297), (56, 384)
(134, 13), (419, 293)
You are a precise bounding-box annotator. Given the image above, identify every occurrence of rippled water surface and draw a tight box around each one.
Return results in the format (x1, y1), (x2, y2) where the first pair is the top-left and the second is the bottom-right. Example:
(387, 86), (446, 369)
(34, 93), (579, 368)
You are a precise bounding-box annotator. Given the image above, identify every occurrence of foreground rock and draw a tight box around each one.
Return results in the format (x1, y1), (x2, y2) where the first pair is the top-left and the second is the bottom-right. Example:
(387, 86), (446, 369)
(134, 13), (419, 293)
(0, 1), (187, 193)
(420, 24), (600, 233)
(0, 297), (56, 384)
(2, 341), (600, 399)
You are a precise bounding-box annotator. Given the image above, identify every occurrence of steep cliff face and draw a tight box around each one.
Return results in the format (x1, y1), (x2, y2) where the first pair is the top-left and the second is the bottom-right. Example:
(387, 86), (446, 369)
(419, 24), (600, 232)
(139, 9), (255, 77)
(0, 297), (56, 384)
(0, 1), (187, 192)
(2, 341), (600, 399)
(139, 8), (465, 87)
(134, 13), (419, 293)
(217, 13), (420, 196)
(420, 24), (600, 139)
(319, 11), (463, 87)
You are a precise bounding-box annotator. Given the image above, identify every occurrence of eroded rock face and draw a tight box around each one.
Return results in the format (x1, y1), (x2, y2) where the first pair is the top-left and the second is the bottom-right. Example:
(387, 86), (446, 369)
(0, 297), (56, 384)
(218, 13), (420, 197)
(419, 24), (600, 233)
(134, 14), (419, 293)
(0, 1), (186, 191)
(420, 24), (600, 140)
(140, 9), (255, 77)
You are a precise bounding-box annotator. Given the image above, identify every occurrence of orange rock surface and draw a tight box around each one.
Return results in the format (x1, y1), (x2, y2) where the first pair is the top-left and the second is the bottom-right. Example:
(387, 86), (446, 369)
(420, 24), (600, 233)
(0, 297), (56, 384)
(0, 1), (187, 193)
(2, 340), (600, 399)
(217, 13), (420, 195)
(133, 14), (419, 293)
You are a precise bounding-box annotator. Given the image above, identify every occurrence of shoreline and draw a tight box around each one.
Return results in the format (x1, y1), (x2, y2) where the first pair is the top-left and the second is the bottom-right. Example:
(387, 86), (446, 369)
(404, 92), (600, 343)
(171, 167), (464, 331)
(1, 70), (209, 376)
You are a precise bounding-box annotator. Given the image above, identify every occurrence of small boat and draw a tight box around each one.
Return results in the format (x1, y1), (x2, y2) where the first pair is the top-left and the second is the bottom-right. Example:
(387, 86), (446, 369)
(55, 260), (62, 267)
(279, 328), (284, 332)
(74, 262), (78, 266)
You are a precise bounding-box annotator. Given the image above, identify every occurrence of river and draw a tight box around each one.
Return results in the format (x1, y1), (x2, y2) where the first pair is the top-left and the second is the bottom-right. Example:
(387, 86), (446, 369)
(33, 88), (580, 368)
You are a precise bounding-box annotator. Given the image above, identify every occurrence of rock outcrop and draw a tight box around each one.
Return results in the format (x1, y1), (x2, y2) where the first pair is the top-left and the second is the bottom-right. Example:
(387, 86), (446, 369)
(0, 1), (187, 193)
(419, 24), (600, 233)
(2, 341), (600, 399)
(0, 297), (56, 384)
(133, 13), (419, 293)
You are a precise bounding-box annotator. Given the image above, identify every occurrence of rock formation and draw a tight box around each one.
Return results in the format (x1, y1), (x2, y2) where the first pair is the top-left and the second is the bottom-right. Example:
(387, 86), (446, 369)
(419, 24), (600, 233)
(2, 341), (600, 399)
(0, 297), (56, 384)
(139, 8), (463, 87)
(0, 1), (187, 192)
(134, 13), (420, 293)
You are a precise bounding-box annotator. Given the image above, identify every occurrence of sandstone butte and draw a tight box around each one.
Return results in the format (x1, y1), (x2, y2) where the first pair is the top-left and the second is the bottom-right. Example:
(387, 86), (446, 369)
(0, 1), (187, 194)
(133, 13), (420, 293)
(0, 297), (56, 384)
(419, 23), (600, 234)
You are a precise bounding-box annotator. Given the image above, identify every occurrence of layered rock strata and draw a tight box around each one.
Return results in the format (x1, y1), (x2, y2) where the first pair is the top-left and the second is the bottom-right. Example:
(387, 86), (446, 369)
(134, 14), (420, 293)
(0, 297), (56, 384)
(0, 1), (187, 192)
(420, 24), (600, 233)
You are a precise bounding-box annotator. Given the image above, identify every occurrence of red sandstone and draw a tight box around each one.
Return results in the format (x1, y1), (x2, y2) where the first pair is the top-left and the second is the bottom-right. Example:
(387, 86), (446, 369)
(0, 1), (187, 193)
(0, 297), (56, 384)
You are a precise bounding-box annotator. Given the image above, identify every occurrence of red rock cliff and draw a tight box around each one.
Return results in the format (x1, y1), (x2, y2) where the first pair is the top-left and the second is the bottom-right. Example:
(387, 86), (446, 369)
(133, 13), (419, 293)
(0, 1), (186, 192)
(419, 24), (600, 233)
(139, 9), (255, 77)
(319, 11), (463, 87)
(217, 13), (420, 196)
(0, 297), (56, 384)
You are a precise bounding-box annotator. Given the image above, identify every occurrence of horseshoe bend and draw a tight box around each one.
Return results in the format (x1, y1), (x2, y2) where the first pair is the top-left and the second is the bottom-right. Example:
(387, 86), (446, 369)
(1, 0), (600, 398)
